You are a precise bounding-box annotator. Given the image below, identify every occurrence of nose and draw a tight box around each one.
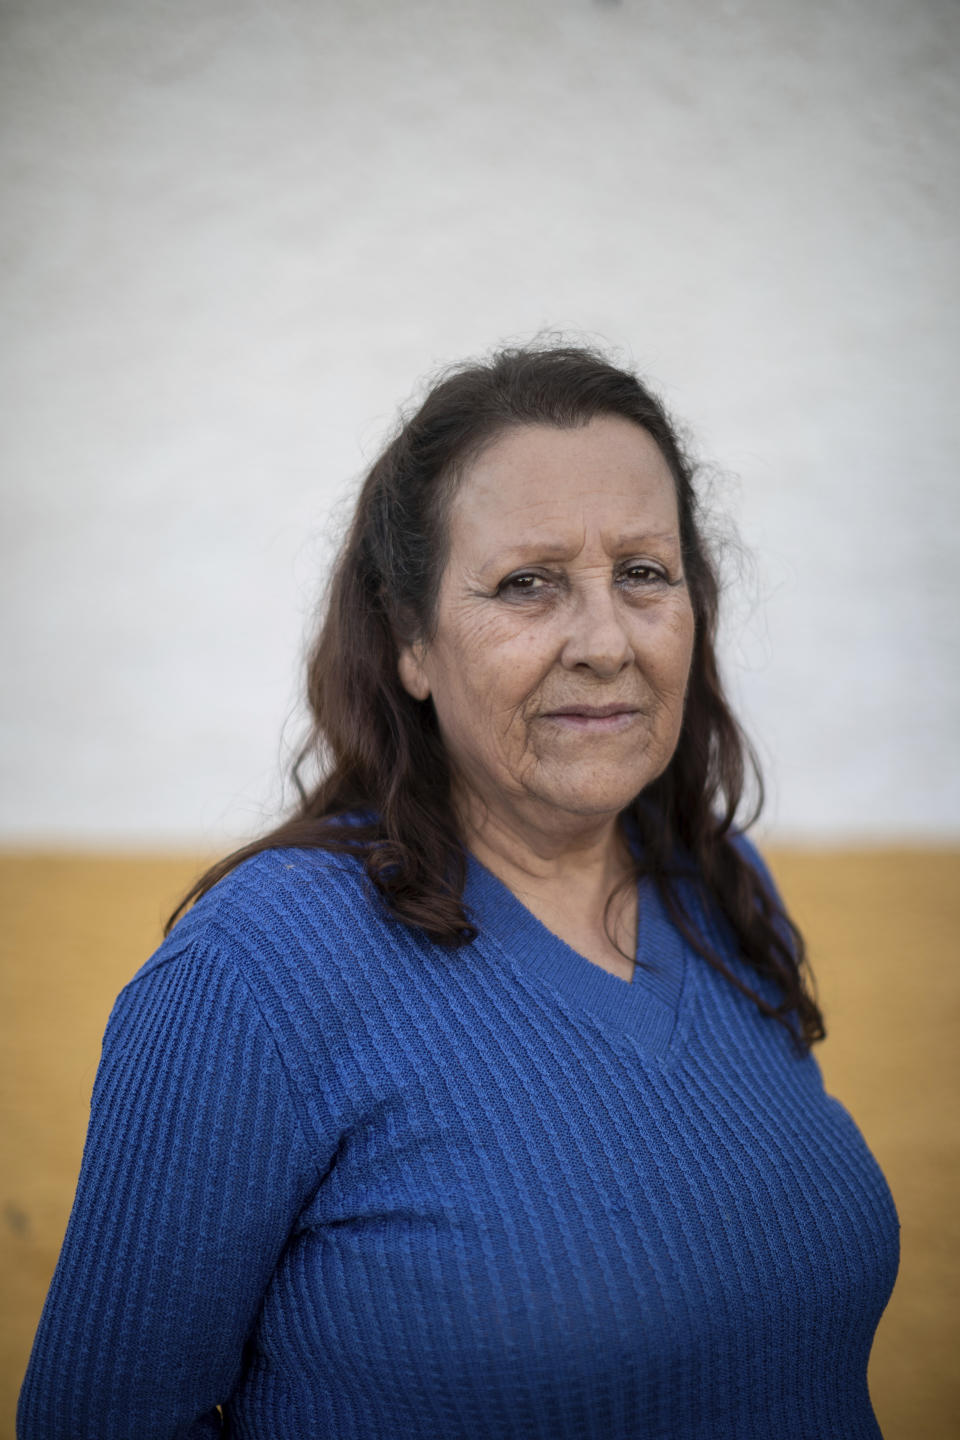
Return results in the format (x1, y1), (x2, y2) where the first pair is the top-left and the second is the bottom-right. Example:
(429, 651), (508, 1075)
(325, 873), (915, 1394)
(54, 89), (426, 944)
(558, 581), (633, 678)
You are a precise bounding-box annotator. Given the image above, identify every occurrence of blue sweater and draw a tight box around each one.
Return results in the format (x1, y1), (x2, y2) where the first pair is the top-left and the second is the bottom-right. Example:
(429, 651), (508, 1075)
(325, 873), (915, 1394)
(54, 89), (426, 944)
(19, 836), (899, 1439)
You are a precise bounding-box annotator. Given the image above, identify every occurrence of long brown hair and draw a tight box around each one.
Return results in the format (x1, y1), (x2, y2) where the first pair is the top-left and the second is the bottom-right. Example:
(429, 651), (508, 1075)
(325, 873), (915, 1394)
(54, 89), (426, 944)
(168, 342), (825, 1054)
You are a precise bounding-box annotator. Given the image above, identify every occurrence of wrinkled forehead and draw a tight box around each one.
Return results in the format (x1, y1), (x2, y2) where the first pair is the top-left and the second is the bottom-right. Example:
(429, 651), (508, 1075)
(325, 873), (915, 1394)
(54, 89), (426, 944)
(445, 418), (680, 561)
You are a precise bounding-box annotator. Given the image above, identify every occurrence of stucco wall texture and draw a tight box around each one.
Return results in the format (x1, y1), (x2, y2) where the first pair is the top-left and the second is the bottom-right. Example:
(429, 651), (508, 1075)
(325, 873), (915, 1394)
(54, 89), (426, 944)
(2, 0), (958, 846)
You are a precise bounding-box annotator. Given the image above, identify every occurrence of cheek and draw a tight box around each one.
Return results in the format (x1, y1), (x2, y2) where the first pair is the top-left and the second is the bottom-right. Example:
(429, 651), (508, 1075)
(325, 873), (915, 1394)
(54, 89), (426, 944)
(421, 640), (519, 766)
(431, 615), (551, 716)
(651, 604), (696, 695)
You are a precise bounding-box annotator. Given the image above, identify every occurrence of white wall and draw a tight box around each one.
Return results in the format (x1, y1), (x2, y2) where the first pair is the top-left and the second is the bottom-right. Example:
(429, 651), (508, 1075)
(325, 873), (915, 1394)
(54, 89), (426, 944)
(2, 0), (958, 845)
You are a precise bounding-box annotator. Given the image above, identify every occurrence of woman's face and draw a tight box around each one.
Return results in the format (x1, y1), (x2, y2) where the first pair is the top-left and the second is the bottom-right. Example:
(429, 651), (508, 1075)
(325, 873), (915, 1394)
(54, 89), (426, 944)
(397, 417), (697, 843)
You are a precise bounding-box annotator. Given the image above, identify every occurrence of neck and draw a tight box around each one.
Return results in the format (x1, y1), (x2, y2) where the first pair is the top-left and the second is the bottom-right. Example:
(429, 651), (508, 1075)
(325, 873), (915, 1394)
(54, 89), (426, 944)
(456, 790), (632, 892)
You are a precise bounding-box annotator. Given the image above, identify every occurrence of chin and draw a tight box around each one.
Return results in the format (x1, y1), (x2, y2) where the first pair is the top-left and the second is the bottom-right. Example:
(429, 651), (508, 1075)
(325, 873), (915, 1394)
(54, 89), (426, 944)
(536, 782), (649, 820)
(533, 758), (670, 817)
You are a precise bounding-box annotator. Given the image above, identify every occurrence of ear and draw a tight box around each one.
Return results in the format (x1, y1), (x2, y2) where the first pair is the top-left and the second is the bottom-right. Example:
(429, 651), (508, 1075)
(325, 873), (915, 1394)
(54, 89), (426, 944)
(397, 641), (431, 701)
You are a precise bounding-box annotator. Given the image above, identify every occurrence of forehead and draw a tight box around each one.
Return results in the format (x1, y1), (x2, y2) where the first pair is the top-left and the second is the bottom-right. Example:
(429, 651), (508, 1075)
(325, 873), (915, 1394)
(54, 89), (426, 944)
(447, 417), (680, 556)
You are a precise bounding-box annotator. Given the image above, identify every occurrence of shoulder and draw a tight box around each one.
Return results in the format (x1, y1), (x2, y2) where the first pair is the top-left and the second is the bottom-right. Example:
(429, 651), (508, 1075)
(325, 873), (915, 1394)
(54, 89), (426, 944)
(667, 828), (792, 968)
(654, 825), (781, 907)
(131, 843), (387, 994)
(98, 847), (373, 1165)
(726, 828), (785, 908)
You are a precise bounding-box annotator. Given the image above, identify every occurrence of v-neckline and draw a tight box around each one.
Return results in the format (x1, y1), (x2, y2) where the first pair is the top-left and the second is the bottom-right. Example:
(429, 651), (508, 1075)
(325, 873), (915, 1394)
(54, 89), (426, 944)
(462, 851), (699, 1060)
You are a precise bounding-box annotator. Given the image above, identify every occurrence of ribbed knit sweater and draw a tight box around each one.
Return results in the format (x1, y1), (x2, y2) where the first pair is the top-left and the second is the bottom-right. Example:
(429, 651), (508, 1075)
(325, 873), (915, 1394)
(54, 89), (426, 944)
(18, 834), (900, 1439)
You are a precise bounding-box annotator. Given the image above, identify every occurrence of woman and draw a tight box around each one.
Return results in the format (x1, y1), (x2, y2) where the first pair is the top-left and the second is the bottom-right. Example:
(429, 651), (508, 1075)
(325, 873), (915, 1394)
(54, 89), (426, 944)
(19, 344), (899, 1439)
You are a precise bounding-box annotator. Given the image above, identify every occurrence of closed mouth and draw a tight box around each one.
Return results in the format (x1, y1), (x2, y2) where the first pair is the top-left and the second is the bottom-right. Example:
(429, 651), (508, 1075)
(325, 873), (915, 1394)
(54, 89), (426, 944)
(545, 704), (639, 718)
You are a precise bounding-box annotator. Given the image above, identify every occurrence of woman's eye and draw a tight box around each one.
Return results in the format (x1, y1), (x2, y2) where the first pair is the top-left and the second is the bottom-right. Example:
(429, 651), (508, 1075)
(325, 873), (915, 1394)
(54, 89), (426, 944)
(498, 572), (545, 594)
(622, 564), (667, 585)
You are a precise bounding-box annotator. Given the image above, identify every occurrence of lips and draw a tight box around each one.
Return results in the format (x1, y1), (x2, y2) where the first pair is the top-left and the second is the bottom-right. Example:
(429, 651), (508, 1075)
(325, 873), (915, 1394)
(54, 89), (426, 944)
(544, 703), (639, 718)
(539, 704), (643, 734)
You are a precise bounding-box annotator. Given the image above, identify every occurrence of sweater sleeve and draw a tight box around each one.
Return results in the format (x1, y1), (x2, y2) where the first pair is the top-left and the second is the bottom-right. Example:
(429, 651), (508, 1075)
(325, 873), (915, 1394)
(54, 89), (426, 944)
(17, 937), (325, 1440)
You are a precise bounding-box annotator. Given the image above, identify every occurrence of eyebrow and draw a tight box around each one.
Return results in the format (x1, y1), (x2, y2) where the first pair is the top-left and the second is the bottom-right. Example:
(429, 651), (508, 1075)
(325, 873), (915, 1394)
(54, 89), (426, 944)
(478, 530), (682, 570)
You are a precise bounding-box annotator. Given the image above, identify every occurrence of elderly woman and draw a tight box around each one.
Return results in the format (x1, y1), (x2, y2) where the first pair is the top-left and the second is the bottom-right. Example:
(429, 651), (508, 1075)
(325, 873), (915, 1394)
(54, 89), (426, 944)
(19, 345), (899, 1439)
